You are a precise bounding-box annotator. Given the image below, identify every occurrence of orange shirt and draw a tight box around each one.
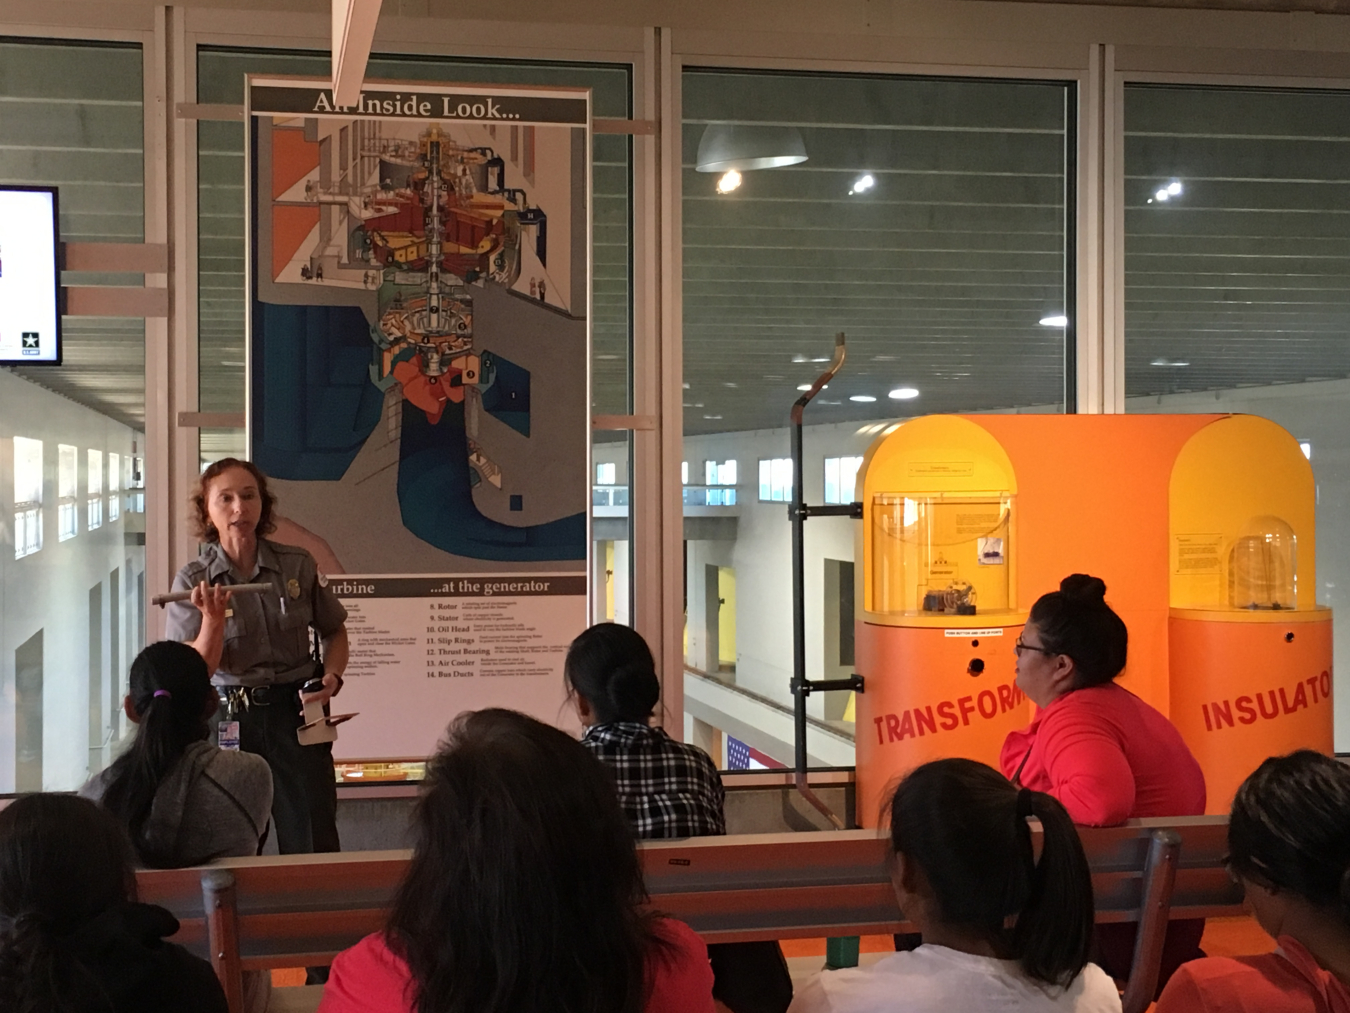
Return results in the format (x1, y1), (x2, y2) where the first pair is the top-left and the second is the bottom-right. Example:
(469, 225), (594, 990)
(1157, 937), (1350, 1013)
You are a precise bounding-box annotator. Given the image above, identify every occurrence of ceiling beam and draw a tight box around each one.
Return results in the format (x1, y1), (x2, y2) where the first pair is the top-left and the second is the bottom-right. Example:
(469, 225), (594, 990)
(332, 0), (382, 108)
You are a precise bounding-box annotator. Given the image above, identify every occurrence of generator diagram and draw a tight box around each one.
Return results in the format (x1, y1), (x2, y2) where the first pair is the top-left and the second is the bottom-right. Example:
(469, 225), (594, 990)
(248, 83), (588, 569)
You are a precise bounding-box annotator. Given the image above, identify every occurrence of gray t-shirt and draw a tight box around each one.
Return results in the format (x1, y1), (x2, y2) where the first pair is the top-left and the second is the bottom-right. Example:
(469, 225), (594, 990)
(82, 741), (274, 866)
(164, 538), (347, 687)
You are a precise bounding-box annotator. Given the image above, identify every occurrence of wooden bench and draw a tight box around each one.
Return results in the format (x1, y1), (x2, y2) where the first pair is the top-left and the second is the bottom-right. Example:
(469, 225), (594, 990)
(136, 816), (1242, 1013)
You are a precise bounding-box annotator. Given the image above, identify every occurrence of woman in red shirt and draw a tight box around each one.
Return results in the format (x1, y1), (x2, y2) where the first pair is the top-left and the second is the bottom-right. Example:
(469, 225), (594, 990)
(317, 708), (714, 1013)
(999, 574), (1207, 991)
(1157, 750), (1350, 1013)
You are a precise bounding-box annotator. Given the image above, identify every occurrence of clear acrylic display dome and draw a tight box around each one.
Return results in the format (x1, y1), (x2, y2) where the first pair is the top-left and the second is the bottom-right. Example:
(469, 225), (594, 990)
(1228, 515), (1297, 610)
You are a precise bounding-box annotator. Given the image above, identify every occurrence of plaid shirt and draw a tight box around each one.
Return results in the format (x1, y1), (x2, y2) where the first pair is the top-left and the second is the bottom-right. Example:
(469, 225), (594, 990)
(582, 722), (727, 839)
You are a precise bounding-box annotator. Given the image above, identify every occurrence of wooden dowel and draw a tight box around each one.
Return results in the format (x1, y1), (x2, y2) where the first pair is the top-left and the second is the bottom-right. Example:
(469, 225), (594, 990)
(151, 582), (274, 608)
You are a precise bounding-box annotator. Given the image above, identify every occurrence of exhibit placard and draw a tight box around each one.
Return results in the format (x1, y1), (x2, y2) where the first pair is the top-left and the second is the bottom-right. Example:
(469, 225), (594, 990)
(245, 76), (591, 759)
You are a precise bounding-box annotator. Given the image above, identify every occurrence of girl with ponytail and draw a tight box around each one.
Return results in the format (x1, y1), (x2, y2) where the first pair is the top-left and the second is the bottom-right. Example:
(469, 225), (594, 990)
(0, 793), (227, 1013)
(790, 758), (1119, 1012)
(1157, 750), (1350, 1012)
(1000, 574), (1207, 991)
(83, 641), (273, 869)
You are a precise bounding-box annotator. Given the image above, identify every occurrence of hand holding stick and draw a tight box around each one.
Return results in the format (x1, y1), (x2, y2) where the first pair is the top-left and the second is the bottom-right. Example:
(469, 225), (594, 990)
(151, 582), (272, 608)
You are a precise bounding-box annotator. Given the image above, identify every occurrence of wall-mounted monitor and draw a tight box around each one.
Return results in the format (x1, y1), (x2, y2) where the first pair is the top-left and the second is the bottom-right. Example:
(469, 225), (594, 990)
(0, 186), (62, 365)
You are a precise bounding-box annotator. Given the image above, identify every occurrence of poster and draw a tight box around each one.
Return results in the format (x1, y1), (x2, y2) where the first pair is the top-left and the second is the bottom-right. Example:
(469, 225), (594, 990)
(245, 77), (591, 759)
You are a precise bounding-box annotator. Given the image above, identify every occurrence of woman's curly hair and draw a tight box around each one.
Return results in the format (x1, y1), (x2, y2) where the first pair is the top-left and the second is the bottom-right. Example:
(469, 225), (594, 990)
(188, 457), (276, 542)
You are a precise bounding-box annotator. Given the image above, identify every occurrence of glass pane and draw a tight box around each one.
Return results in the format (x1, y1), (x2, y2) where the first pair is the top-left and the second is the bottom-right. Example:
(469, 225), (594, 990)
(0, 38), (147, 791)
(682, 69), (1070, 768)
(1123, 84), (1350, 748)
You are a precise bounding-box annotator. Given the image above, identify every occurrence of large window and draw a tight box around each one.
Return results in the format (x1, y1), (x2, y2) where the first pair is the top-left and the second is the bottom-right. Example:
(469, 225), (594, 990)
(682, 69), (1071, 765)
(0, 38), (147, 792)
(58, 444), (78, 541)
(1123, 84), (1350, 748)
(13, 438), (43, 559)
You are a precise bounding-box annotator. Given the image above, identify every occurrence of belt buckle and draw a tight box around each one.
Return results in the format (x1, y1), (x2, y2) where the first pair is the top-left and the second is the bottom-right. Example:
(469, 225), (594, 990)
(250, 685), (274, 707)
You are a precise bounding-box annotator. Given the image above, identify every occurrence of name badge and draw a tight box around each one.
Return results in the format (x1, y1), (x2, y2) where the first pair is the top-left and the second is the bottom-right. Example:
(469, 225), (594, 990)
(219, 721), (241, 751)
(287, 578), (301, 600)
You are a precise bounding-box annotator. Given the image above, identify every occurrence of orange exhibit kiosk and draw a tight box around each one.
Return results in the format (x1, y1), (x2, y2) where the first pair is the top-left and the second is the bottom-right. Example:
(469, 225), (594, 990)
(853, 413), (1334, 826)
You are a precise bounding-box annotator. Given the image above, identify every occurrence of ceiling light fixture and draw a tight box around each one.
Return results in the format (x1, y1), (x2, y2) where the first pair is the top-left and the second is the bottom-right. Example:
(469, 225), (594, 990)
(1167, 181), (1183, 195)
(850, 395), (877, 402)
(695, 123), (808, 173)
(848, 173), (875, 196)
(703, 414), (723, 420)
(715, 169), (742, 194)
(797, 383), (828, 391)
(1150, 358), (1190, 367)
(889, 387), (920, 400)
(1039, 314), (1069, 327)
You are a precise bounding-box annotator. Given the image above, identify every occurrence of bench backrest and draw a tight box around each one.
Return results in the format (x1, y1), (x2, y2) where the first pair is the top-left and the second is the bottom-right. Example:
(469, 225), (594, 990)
(137, 817), (1242, 1013)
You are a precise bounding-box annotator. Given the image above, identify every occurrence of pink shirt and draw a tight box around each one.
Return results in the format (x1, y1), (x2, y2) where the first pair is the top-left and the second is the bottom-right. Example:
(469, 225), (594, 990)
(317, 917), (715, 1013)
(1000, 682), (1206, 826)
(1157, 937), (1350, 1013)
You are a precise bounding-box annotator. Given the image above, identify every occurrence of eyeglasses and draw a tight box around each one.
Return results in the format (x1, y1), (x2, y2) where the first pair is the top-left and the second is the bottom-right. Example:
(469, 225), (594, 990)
(1013, 638), (1058, 658)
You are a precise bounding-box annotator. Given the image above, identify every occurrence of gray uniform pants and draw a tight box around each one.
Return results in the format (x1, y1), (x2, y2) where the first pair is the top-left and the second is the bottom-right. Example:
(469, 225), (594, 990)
(214, 690), (340, 855)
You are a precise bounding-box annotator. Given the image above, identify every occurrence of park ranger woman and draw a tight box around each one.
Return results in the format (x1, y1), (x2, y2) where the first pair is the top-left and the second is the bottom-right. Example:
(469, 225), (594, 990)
(166, 457), (348, 859)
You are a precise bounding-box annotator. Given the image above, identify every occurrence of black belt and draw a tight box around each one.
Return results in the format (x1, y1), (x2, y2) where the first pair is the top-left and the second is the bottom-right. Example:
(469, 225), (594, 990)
(221, 680), (308, 709)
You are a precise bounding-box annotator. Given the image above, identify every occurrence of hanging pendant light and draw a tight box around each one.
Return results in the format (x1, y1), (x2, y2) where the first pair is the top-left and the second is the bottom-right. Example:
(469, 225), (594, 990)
(695, 123), (808, 173)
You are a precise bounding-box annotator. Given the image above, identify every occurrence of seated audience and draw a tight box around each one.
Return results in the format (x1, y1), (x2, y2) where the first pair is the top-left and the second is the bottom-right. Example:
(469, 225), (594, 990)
(82, 640), (273, 1013)
(567, 621), (726, 838)
(566, 622), (793, 1013)
(1157, 749), (1350, 1013)
(0, 793), (228, 1013)
(1000, 574), (1206, 988)
(791, 758), (1120, 1012)
(318, 708), (715, 1013)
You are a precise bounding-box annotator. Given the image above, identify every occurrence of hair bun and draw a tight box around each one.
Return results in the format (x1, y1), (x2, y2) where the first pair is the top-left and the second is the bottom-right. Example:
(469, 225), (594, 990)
(1059, 574), (1107, 603)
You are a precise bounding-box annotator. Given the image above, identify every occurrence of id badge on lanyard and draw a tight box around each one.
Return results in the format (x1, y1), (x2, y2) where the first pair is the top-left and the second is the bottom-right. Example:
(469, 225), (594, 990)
(219, 720), (241, 751)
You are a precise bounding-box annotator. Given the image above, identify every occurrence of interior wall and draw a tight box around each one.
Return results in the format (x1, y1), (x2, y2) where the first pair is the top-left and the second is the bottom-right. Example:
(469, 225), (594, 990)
(0, 370), (146, 792)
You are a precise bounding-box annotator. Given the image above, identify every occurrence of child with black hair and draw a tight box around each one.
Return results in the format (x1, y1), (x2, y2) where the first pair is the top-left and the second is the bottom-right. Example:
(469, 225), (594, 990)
(790, 758), (1120, 1013)
(1157, 750), (1350, 1013)
(565, 623), (794, 1013)
(565, 622), (725, 837)
(83, 640), (273, 868)
(0, 793), (228, 1013)
(82, 640), (273, 1013)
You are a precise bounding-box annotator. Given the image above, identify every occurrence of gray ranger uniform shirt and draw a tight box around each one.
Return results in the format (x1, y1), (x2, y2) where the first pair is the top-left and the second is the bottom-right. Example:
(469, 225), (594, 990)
(165, 538), (347, 687)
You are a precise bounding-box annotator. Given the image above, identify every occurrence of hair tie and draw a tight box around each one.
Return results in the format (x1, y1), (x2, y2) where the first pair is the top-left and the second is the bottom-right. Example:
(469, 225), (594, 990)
(1016, 787), (1036, 819)
(153, 689), (172, 700)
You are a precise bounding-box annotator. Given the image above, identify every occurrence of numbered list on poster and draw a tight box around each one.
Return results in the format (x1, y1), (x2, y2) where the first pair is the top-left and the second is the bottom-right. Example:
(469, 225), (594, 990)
(330, 574), (587, 760)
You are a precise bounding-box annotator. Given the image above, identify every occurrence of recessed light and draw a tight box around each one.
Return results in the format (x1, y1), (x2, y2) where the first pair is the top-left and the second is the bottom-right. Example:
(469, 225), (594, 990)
(889, 387), (920, 400)
(1167, 181), (1183, 195)
(1155, 189), (1170, 202)
(703, 414), (723, 420)
(1150, 358), (1190, 367)
(850, 395), (877, 403)
(848, 173), (875, 196)
(724, 382), (738, 388)
(1039, 314), (1069, 327)
(716, 170), (742, 194)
